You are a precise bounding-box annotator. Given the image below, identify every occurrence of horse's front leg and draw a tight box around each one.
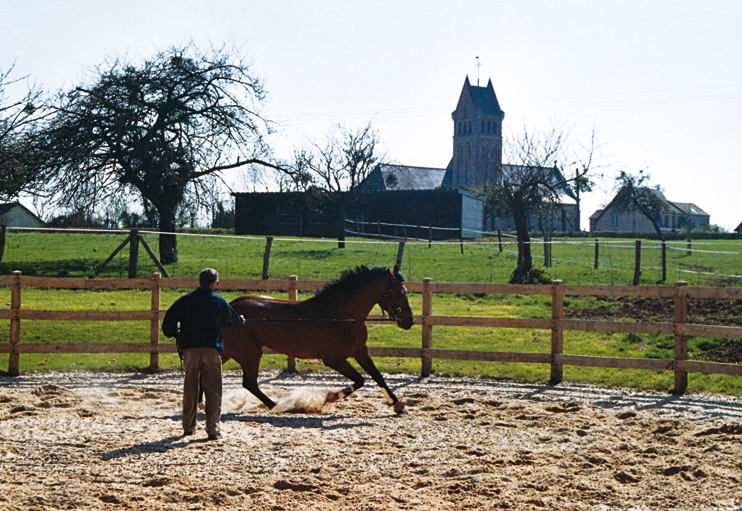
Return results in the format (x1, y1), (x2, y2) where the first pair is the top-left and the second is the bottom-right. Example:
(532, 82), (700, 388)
(354, 350), (405, 414)
(231, 343), (277, 410)
(321, 358), (365, 404)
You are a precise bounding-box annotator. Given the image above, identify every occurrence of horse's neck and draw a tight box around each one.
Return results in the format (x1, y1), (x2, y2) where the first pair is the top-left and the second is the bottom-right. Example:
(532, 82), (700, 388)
(335, 279), (385, 318)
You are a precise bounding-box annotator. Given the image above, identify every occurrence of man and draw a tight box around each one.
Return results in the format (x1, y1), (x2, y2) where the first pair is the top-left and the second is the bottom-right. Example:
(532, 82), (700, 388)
(162, 268), (244, 440)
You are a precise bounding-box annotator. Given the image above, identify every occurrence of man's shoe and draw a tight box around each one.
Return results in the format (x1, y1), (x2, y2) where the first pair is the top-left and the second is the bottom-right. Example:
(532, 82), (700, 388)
(207, 433), (222, 441)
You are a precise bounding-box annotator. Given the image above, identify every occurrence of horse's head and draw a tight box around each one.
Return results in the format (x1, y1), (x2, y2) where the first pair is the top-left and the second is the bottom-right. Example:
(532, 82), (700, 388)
(378, 265), (414, 330)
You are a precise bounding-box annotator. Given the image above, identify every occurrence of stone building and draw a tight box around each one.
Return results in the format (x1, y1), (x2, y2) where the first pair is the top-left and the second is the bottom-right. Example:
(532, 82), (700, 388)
(589, 192), (710, 234)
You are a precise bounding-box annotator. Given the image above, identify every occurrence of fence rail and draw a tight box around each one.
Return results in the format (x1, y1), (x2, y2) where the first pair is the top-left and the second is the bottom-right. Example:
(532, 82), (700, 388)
(2, 271), (741, 394)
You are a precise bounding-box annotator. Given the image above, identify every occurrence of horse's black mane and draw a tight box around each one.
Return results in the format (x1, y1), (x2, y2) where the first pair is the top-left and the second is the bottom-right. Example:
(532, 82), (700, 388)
(313, 265), (404, 301)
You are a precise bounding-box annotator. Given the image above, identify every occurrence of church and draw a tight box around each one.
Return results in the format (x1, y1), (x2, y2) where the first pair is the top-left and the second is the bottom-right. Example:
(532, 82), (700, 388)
(234, 77), (579, 239)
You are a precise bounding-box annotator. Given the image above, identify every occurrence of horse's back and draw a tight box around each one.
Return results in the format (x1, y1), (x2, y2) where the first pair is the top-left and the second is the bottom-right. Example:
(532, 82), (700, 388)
(225, 294), (367, 360)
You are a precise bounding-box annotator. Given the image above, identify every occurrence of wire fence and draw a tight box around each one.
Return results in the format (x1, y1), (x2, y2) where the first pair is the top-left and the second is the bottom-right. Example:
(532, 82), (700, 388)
(3, 225), (742, 286)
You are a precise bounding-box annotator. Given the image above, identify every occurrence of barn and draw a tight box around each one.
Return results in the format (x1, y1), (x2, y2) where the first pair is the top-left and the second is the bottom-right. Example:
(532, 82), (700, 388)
(233, 188), (486, 240)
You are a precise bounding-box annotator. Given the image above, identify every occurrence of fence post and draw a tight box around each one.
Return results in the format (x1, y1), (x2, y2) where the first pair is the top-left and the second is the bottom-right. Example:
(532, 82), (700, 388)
(498, 230), (503, 252)
(460, 228), (464, 254)
(428, 225), (432, 248)
(262, 236), (273, 280)
(9, 270), (21, 376)
(662, 241), (667, 282)
(633, 240), (642, 285)
(594, 239), (599, 269)
(549, 280), (564, 384)
(673, 281), (689, 394)
(286, 275), (297, 373)
(149, 273), (161, 373)
(128, 229), (139, 279)
(421, 277), (433, 377)
(396, 241), (405, 270)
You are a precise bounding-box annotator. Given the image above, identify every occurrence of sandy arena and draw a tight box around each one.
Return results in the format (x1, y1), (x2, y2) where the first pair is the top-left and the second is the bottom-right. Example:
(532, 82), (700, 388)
(1, 369), (742, 510)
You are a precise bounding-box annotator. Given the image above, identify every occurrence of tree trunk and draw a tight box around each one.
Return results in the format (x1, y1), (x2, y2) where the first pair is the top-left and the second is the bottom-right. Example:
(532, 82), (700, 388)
(337, 203), (346, 249)
(650, 218), (665, 241)
(0, 225), (6, 265)
(511, 207), (532, 284)
(158, 210), (178, 265)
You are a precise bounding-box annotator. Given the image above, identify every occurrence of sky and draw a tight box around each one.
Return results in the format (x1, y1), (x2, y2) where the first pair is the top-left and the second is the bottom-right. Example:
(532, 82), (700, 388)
(2, 0), (741, 230)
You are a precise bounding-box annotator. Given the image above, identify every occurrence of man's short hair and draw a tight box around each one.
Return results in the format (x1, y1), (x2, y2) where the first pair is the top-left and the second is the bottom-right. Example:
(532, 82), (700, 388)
(199, 268), (219, 287)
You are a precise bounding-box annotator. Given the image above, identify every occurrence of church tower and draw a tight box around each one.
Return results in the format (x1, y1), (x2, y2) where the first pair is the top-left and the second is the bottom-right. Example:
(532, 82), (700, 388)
(442, 76), (505, 189)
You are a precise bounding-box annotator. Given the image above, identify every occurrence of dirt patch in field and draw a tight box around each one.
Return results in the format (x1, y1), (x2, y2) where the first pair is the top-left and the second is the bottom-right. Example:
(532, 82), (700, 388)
(565, 296), (742, 365)
(566, 296), (742, 327)
(2, 371), (742, 510)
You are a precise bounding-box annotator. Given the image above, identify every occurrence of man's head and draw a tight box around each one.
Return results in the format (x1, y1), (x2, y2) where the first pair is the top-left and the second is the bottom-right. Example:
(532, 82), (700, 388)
(199, 268), (219, 288)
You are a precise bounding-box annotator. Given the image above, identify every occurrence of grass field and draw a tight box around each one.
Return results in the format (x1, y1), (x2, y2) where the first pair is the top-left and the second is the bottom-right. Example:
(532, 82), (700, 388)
(1, 230), (741, 395)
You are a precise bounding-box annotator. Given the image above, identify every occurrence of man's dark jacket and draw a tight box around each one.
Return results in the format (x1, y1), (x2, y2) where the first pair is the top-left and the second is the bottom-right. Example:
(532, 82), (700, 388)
(162, 286), (244, 351)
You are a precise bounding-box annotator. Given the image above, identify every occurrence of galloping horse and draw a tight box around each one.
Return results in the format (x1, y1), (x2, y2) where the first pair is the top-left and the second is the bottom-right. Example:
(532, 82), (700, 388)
(221, 265), (414, 414)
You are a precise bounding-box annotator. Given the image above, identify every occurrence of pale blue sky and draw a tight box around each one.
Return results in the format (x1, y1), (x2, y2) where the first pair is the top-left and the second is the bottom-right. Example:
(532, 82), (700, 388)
(3, 0), (741, 229)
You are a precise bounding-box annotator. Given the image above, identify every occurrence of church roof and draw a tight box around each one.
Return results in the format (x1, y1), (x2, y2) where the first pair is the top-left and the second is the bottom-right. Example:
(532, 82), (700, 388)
(466, 77), (503, 115)
(359, 164), (447, 191)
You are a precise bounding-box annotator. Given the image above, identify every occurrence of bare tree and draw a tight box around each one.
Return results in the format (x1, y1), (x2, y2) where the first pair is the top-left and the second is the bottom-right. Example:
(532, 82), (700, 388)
(486, 124), (596, 283)
(292, 122), (385, 247)
(610, 170), (670, 240)
(0, 64), (50, 264)
(34, 43), (292, 264)
(0, 64), (49, 200)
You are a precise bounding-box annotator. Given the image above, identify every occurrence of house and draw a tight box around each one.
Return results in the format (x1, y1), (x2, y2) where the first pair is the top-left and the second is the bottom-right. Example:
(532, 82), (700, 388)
(734, 222), (742, 235)
(589, 193), (709, 233)
(0, 202), (45, 228)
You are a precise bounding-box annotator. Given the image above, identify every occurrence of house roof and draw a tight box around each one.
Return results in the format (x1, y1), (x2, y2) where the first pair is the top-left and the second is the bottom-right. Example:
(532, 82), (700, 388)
(359, 164), (447, 191)
(735, 222), (742, 233)
(669, 202), (709, 217)
(0, 203), (18, 215)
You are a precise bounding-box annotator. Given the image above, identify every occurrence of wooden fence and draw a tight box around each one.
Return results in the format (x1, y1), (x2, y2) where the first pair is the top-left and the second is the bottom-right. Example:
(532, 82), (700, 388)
(1, 271), (742, 394)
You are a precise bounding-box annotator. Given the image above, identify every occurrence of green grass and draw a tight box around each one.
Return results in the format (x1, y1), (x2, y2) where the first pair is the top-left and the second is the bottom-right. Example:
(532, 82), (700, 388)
(1, 231), (741, 395)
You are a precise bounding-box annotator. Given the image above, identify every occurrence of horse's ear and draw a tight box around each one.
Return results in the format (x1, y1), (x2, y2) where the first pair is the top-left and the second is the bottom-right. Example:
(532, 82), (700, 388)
(392, 264), (405, 283)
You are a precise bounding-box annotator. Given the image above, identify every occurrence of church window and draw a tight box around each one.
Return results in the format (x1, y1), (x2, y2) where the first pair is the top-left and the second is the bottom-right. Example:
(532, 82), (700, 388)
(468, 120), (472, 133)
(482, 121), (485, 133)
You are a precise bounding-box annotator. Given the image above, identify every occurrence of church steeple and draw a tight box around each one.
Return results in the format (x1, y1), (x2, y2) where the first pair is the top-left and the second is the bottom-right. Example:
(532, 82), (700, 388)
(443, 76), (505, 189)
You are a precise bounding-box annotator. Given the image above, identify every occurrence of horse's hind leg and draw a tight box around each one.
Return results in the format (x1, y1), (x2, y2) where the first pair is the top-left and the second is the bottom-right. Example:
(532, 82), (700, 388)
(354, 349), (405, 414)
(235, 344), (277, 410)
(322, 358), (365, 404)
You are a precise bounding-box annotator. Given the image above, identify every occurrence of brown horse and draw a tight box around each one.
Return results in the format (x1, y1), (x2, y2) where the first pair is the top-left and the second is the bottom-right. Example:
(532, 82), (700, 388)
(221, 265), (414, 414)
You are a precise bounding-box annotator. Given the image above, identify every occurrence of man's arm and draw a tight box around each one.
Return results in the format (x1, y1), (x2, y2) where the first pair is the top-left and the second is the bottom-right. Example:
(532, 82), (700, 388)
(219, 299), (245, 330)
(162, 298), (184, 339)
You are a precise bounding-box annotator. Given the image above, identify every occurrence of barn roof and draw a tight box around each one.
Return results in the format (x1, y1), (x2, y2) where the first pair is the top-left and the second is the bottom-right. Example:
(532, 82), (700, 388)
(359, 164), (447, 191)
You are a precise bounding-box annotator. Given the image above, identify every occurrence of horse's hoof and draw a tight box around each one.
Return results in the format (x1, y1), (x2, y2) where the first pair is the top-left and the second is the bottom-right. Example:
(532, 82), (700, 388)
(393, 400), (406, 414)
